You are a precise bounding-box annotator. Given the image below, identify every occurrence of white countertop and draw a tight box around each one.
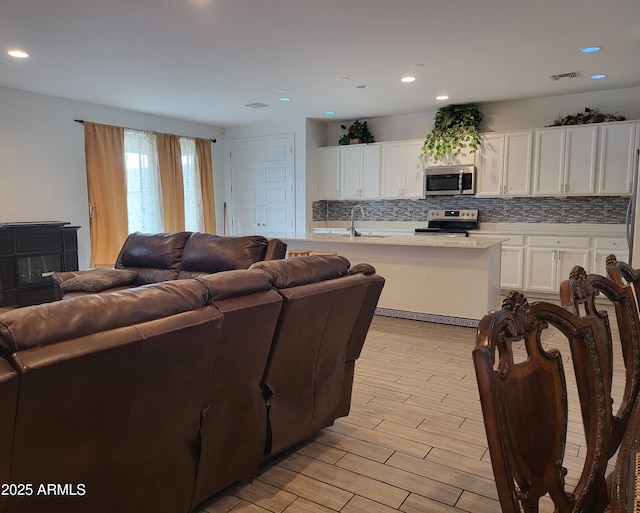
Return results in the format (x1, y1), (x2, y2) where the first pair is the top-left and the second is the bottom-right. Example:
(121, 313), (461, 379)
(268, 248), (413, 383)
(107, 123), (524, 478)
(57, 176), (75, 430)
(310, 222), (626, 238)
(283, 233), (508, 249)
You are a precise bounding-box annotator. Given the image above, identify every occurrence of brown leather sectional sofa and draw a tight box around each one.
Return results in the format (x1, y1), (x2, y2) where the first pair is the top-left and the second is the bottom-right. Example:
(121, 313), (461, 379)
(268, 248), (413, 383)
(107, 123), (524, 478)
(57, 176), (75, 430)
(0, 253), (384, 513)
(52, 231), (288, 299)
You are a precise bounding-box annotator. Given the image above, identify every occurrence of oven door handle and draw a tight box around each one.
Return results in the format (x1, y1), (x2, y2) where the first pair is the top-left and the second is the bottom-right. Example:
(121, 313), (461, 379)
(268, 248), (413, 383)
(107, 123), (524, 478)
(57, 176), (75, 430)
(458, 171), (464, 194)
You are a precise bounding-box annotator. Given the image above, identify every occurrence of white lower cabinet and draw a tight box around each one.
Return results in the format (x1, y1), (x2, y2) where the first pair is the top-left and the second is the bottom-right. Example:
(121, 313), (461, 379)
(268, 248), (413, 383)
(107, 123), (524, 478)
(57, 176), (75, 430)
(500, 236), (525, 289)
(592, 237), (629, 275)
(454, 232), (626, 293)
(524, 236), (591, 293)
(471, 234), (525, 289)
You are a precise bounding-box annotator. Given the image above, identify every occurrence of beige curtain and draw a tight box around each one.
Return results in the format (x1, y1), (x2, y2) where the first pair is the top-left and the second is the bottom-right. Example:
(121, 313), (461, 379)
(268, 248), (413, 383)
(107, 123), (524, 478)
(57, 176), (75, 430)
(196, 138), (216, 234)
(84, 122), (128, 267)
(157, 133), (185, 232)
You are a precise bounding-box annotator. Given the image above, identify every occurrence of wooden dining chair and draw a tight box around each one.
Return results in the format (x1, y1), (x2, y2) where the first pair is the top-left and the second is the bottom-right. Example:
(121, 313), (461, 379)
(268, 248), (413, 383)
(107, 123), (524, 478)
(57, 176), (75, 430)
(606, 253), (640, 302)
(473, 291), (611, 513)
(560, 264), (640, 456)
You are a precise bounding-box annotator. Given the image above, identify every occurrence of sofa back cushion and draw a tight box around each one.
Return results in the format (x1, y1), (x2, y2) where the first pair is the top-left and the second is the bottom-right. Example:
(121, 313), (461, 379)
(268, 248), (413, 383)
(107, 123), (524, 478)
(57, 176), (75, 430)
(0, 279), (209, 353)
(178, 233), (269, 278)
(115, 231), (192, 284)
(250, 255), (351, 288)
(196, 268), (274, 302)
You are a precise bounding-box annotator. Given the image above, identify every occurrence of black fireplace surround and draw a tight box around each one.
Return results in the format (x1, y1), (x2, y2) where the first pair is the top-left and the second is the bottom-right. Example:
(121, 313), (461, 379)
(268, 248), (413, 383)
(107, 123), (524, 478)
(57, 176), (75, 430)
(0, 222), (79, 307)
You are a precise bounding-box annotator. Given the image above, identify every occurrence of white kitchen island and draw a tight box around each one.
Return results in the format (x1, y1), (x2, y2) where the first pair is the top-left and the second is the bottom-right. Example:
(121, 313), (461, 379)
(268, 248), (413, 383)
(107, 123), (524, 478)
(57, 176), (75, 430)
(281, 233), (507, 327)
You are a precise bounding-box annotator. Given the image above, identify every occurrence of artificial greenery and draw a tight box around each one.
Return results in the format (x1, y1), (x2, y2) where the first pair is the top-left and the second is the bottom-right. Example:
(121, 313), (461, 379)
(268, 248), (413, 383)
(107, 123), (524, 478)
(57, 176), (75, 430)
(421, 103), (483, 161)
(338, 120), (375, 145)
(547, 107), (626, 126)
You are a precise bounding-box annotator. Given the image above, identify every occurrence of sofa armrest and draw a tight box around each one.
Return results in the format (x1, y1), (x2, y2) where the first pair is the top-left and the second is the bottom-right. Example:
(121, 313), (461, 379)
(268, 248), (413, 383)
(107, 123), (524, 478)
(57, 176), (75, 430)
(264, 239), (287, 260)
(349, 263), (377, 276)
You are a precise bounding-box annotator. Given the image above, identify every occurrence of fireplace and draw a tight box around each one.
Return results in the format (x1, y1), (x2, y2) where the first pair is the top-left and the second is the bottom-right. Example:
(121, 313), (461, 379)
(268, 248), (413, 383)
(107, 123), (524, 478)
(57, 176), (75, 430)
(0, 222), (79, 307)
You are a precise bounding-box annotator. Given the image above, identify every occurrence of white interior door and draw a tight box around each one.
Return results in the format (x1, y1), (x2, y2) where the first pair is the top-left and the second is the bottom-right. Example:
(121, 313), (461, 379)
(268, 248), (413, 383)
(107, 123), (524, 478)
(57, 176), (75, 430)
(230, 135), (295, 237)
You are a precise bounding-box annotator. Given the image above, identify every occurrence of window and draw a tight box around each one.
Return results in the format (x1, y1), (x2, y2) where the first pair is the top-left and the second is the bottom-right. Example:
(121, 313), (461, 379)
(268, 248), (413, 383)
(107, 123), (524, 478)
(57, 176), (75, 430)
(180, 137), (204, 232)
(124, 130), (163, 233)
(124, 130), (204, 233)
(83, 121), (215, 267)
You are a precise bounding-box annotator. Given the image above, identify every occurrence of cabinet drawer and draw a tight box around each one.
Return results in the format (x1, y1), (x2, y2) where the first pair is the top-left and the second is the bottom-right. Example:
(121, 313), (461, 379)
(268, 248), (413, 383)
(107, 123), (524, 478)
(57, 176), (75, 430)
(593, 237), (627, 250)
(500, 235), (525, 247)
(527, 236), (590, 249)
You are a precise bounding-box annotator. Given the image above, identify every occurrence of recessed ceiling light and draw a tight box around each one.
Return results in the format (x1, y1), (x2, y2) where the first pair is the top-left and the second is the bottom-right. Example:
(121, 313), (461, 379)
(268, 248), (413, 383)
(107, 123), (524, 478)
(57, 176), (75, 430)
(337, 76), (350, 81)
(581, 46), (601, 54)
(401, 76), (416, 83)
(325, 111), (336, 116)
(410, 64), (425, 69)
(590, 74), (607, 80)
(356, 84), (371, 89)
(8, 49), (29, 59)
(436, 95), (449, 101)
(278, 97), (291, 102)
(275, 88), (287, 93)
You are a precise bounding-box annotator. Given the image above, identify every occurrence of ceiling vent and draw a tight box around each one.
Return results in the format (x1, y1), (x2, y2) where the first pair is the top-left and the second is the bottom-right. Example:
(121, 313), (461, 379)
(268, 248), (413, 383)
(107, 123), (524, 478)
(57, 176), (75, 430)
(550, 71), (581, 81)
(245, 102), (270, 109)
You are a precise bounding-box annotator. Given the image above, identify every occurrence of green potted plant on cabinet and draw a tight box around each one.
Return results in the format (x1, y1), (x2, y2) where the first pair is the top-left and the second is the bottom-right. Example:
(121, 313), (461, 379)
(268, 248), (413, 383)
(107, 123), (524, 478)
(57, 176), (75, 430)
(338, 120), (375, 145)
(547, 107), (626, 126)
(421, 103), (483, 162)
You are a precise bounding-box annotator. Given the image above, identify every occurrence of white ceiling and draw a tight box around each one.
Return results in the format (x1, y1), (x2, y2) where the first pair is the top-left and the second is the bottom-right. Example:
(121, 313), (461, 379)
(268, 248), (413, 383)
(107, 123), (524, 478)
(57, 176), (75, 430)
(1, 0), (639, 127)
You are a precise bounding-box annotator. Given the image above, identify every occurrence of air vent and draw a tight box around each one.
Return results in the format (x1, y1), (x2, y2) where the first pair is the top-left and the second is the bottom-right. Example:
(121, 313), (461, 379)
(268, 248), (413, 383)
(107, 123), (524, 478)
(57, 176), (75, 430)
(245, 102), (270, 109)
(550, 71), (581, 81)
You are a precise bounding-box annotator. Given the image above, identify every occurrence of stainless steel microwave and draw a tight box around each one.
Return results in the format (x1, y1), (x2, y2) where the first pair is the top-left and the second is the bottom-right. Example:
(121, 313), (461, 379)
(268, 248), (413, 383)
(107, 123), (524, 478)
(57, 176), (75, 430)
(424, 165), (476, 196)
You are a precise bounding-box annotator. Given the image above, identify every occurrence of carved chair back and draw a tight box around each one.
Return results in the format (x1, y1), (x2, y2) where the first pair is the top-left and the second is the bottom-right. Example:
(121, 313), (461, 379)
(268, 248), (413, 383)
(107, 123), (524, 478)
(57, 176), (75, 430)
(560, 264), (640, 456)
(606, 254), (640, 315)
(473, 291), (611, 513)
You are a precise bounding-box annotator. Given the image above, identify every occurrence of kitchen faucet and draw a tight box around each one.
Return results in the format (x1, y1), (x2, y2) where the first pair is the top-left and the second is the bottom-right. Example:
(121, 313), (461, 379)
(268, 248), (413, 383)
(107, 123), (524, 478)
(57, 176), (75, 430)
(350, 204), (364, 238)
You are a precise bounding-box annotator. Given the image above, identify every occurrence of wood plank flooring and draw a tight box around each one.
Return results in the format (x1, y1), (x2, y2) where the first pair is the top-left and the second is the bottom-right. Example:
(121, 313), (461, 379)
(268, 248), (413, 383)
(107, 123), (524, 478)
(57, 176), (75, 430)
(194, 307), (624, 513)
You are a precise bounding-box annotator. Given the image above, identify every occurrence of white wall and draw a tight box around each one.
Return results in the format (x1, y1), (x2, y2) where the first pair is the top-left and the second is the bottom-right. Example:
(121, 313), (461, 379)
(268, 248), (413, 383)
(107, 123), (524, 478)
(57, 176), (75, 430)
(325, 86), (640, 144)
(0, 86), (223, 269)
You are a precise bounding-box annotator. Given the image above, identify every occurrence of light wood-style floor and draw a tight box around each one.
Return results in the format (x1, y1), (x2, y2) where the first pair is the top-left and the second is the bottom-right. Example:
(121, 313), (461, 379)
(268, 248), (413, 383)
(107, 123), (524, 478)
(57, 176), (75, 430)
(194, 307), (624, 513)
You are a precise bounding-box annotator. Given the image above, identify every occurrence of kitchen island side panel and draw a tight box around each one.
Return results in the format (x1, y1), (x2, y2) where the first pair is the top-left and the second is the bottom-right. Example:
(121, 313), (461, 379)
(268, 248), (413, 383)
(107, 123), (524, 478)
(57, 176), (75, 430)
(281, 237), (502, 322)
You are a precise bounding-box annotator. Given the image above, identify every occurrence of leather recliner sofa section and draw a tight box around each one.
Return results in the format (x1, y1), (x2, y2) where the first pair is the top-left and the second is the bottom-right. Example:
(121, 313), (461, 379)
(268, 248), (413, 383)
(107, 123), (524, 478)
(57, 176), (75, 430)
(52, 231), (287, 299)
(251, 256), (385, 458)
(0, 255), (384, 513)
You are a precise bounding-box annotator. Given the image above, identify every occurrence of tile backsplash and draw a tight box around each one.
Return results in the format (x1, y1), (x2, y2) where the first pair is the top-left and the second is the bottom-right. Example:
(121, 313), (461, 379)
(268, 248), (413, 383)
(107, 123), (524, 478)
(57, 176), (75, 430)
(312, 196), (629, 224)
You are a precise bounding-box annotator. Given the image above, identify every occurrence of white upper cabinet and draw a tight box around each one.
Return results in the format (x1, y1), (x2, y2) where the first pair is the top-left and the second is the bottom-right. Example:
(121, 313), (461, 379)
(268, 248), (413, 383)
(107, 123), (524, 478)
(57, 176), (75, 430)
(532, 125), (597, 196)
(597, 121), (637, 195)
(318, 144), (381, 200)
(475, 133), (503, 196)
(340, 144), (381, 199)
(319, 147), (341, 199)
(476, 131), (533, 196)
(318, 119), (638, 201)
(381, 140), (425, 198)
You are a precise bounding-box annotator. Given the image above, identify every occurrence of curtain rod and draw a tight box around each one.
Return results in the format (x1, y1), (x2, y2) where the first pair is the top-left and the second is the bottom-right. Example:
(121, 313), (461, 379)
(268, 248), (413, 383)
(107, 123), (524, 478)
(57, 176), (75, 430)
(74, 119), (217, 143)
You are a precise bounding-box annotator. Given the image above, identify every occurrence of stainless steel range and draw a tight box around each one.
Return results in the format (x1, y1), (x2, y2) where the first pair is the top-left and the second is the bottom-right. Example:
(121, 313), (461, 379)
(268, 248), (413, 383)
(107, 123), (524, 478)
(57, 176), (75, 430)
(414, 209), (479, 237)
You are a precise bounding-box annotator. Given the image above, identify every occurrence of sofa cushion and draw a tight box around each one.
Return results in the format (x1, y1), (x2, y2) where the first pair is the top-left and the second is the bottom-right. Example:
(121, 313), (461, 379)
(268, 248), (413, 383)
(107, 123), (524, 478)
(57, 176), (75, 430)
(115, 232), (192, 283)
(250, 255), (351, 289)
(0, 279), (209, 353)
(180, 233), (268, 274)
(59, 268), (138, 293)
(196, 269), (274, 302)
